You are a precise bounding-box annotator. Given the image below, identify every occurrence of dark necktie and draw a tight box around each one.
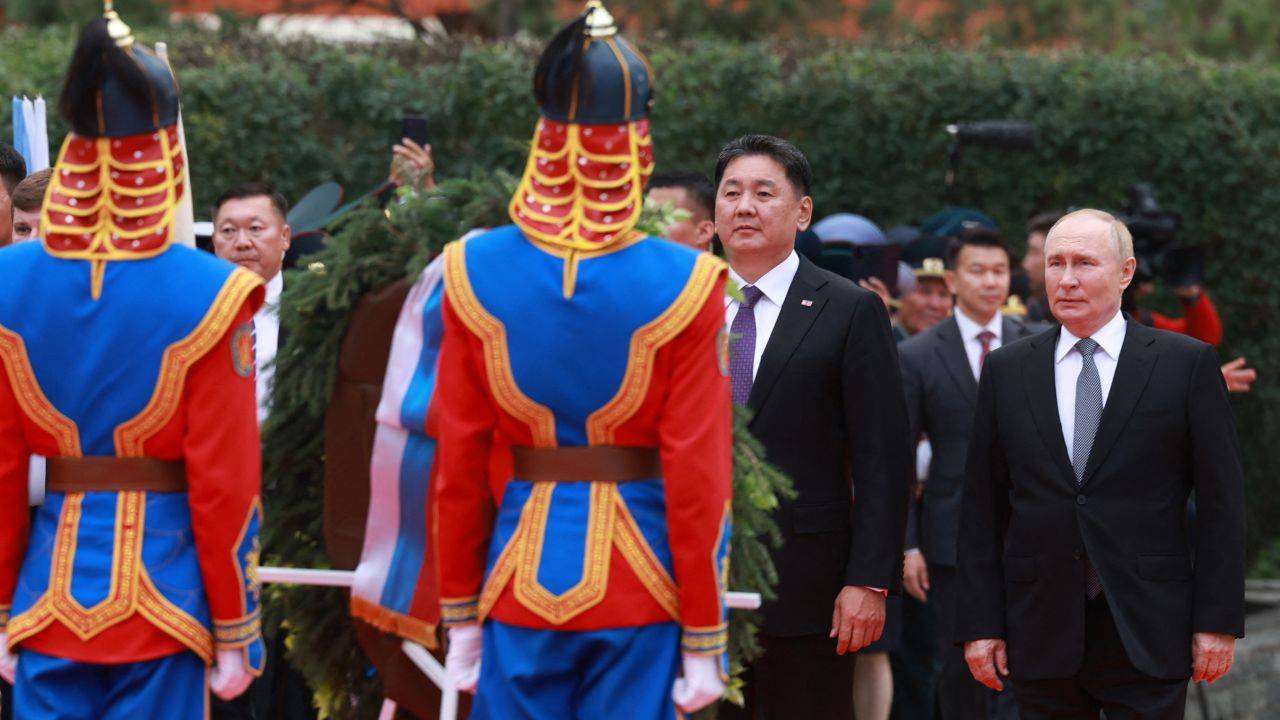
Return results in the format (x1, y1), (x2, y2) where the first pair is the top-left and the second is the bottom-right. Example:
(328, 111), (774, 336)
(1073, 337), (1104, 598)
(977, 330), (996, 372)
(730, 286), (765, 406)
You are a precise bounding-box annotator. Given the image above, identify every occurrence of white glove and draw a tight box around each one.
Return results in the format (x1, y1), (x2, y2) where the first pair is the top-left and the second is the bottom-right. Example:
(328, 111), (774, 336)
(0, 632), (16, 685)
(210, 648), (252, 700)
(446, 624), (483, 694)
(671, 653), (725, 713)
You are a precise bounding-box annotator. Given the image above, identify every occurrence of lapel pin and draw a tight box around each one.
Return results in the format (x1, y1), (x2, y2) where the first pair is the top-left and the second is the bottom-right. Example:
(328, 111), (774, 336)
(801, 299), (814, 307)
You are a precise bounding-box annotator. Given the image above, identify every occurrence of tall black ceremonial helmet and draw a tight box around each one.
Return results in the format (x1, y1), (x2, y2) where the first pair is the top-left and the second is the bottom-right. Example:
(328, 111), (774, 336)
(59, 1), (180, 138)
(510, 0), (657, 287)
(533, 0), (654, 124)
(41, 1), (188, 298)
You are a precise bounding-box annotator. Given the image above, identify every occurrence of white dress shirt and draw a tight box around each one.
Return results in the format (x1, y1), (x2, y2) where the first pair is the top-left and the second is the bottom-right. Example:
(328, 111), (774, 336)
(1055, 310), (1127, 464)
(255, 272), (284, 425)
(954, 308), (1004, 381)
(724, 250), (799, 379)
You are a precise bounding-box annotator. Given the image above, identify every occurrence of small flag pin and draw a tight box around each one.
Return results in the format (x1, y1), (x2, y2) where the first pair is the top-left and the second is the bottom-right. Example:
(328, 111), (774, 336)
(800, 299), (814, 307)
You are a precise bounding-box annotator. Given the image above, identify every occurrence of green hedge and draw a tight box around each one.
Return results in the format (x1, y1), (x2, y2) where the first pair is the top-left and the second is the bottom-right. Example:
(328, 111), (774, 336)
(3, 27), (1277, 550)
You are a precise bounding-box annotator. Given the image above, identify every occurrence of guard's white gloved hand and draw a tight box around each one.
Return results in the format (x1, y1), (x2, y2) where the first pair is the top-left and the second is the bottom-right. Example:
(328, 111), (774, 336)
(671, 653), (725, 713)
(210, 648), (252, 700)
(446, 624), (483, 694)
(0, 632), (16, 685)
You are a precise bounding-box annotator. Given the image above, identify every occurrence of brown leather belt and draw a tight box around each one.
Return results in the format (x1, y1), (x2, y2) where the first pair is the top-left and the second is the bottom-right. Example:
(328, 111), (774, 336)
(511, 446), (661, 483)
(45, 457), (188, 493)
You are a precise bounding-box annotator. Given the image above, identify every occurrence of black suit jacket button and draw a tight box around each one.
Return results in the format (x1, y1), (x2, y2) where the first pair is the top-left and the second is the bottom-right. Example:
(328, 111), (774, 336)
(1073, 549), (1083, 560)
(1076, 494), (1086, 505)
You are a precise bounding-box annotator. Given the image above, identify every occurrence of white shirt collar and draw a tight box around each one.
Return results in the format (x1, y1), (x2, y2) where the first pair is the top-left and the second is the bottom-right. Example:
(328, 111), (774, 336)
(262, 271), (284, 311)
(1055, 310), (1127, 364)
(728, 250), (799, 307)
(954, 307), (1003, 343)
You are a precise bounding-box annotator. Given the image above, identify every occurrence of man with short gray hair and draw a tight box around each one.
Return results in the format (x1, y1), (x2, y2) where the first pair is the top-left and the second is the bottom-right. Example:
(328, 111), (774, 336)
(956, 209), (1244, 718)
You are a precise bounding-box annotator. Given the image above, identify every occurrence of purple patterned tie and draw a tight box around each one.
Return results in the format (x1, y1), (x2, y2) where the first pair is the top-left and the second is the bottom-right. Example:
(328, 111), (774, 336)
(730, 285), (765, 406)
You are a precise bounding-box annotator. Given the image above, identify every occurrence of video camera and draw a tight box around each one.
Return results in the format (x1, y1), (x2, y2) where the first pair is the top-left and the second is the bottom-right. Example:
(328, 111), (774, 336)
(1112, 183), (1204, 288)
(943, 120), (1039, 203)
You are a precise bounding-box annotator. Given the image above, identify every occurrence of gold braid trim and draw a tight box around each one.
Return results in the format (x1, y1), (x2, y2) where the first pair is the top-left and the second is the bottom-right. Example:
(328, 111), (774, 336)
(114, 268), (263, 455)
(349, 596), (439, 649)
(442, 241), (557, 447)
(587, 253), (725, 443)
(0, 326), (81, 456)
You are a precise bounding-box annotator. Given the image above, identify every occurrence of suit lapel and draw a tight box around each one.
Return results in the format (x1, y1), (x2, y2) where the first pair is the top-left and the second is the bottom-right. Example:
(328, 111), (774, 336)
(1024, 327), (1077, 484)
(933, 316), (976, 405)
(747, 256), (828, 415)
(1002, 316), (1033, 343)
(1081, 320), (1158, 486)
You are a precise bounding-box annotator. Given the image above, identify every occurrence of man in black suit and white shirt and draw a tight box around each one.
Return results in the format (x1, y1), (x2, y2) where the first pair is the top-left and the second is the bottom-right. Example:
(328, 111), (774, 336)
(899, 226), (1039, 718)
(957, 209), (1244, 718)
(714, 134), (912, 719)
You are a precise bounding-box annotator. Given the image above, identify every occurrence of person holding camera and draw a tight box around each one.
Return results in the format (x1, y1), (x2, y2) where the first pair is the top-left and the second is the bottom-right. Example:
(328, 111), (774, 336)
(1124, 254), (1257, 393)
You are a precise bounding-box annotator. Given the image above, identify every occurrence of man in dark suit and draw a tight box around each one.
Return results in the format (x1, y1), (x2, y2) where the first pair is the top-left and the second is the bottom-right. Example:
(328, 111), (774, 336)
(899, 226), (1039, 719)
(714, 134), (912, 719)
(211, 183), (315, 720)
(956, 209), (1244, 718)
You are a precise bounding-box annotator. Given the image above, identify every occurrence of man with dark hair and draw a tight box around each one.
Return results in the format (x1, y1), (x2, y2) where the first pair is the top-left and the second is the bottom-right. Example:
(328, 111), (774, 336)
(0, 143), (28, 247)
(648, 169), (716, 252)
(714, 133), (911, 719)
(1021, 211), (1060, 322)
(210, 181), (312, 720)
(212, 182), (292, 425)
(213, 182), (290, 243)
(9, 169), (52, 244)
(898, 225), (1040, 719)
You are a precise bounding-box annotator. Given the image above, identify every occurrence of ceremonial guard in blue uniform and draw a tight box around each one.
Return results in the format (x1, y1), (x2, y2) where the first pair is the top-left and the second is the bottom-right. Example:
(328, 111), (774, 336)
(433, 3), (734, 718)
(0, 6), (266, 717)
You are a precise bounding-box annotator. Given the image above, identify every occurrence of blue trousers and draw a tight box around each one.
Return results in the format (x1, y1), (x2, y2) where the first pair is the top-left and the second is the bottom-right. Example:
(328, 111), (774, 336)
(14, 649), (208, 720)
(473, 620), (682, 720)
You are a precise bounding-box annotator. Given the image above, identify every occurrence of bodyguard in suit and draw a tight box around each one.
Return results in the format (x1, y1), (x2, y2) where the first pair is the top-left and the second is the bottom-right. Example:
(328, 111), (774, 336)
(956, 209), (1245, 718)
(714, 135), (912, 719)
(212, 183), (293, 427)
(211, 183), (312, 720)
(899, 227), (1038, 719)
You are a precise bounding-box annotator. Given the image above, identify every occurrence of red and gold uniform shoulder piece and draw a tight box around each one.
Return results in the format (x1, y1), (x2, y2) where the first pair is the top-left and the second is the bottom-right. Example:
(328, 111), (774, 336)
(38, 3), (186, 300)
(507, 2), (657, 298)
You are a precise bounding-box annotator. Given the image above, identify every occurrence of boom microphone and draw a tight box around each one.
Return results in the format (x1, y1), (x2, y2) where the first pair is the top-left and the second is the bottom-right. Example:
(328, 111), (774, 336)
(946, 120), (1039, 151)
